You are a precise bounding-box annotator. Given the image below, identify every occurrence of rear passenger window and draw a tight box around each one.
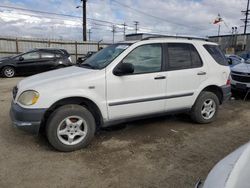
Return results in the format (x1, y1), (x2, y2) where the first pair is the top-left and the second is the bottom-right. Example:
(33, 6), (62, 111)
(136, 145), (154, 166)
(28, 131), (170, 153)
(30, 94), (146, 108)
(55, 54), (62, 58)
(167, 43), (202, 70)
(203, 45), (228, 66)
(41, 52), (55, 59)
(190, 45), (203, 68)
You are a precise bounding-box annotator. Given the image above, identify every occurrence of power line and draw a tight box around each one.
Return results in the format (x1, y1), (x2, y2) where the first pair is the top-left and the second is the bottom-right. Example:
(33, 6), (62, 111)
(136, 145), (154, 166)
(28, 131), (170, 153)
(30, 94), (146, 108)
(112, 0), (206, 30)
(0, 5), (121, 26)
(0, 4), (192, 37)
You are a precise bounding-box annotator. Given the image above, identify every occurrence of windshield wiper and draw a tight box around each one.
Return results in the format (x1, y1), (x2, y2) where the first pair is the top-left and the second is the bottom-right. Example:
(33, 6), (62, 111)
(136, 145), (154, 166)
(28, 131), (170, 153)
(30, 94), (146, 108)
(80, 63), (96, 69)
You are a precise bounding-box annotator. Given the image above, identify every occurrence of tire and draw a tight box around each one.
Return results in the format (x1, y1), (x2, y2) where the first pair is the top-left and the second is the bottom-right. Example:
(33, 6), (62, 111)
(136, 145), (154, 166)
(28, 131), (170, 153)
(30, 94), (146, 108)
(191, 91), (219, 124)
(46, 104), (96, 152)
(1, 66), (15, 78)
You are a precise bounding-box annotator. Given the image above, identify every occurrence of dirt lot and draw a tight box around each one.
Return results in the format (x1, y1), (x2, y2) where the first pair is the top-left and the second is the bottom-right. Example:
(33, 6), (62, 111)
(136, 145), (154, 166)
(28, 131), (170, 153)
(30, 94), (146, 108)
(0, 77), (250, 188)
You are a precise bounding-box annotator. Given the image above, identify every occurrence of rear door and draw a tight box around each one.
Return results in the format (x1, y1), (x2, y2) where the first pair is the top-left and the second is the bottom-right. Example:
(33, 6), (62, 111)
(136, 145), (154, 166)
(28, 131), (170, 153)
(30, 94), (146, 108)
(165, 43), (207, 111)
(38, 51), (58, 72)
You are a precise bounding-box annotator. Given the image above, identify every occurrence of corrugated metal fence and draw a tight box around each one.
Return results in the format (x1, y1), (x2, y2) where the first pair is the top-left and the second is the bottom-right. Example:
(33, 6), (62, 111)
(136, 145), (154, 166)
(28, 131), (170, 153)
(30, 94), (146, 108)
(209, 34), (250, 53)
(0, 36), (110, 62)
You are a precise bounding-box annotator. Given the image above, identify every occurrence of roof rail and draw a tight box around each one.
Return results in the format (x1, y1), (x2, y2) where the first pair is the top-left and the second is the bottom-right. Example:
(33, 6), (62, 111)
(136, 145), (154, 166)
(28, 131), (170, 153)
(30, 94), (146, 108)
(141, 35), (209, 41)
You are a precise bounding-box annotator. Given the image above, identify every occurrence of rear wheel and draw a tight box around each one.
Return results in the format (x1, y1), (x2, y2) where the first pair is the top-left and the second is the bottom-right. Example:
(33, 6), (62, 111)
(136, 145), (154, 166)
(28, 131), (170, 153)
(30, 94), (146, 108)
(46, 104), (96, 152)
(2, 66), (15, 78)
(191, 91), (219, 124)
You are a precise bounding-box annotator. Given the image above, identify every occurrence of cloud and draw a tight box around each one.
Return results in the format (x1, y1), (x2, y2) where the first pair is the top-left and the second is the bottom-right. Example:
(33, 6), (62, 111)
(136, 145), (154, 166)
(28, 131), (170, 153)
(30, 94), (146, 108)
(0, 0), (247, 42)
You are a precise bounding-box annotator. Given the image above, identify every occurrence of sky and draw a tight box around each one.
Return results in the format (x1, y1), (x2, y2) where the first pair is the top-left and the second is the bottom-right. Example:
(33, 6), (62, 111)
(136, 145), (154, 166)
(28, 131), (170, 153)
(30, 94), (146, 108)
(0, 0), (248, 42)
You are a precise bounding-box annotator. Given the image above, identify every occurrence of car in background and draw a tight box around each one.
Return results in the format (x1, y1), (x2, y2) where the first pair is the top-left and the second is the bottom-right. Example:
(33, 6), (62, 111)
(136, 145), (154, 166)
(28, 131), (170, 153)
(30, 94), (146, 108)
(226, 56), (242, 68)
(226, 54), (244, 63)
(76, 51), (96, 64)
(0, 48), (73, 78)
(195, 141), (250, 188)
(238, 51), (250, 61)
(231, 59), (250, 92)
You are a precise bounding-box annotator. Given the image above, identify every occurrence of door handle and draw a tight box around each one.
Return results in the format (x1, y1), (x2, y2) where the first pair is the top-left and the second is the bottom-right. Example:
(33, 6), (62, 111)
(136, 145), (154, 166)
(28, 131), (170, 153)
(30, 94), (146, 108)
(197, 71), (206, 75)
(154, 76), (166, 80)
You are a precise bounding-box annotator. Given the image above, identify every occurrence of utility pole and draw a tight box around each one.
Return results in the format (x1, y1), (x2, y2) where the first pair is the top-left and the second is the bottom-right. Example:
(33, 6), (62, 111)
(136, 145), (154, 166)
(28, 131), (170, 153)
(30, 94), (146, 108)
(111, 25), (116, 43)
(218, 24), (221, 36)
(82, 0), (87, 41)
(77, 0), (87, 41)
(241, 0), (250, 34)
(134, 21), (139, 34)
(231, 27), (238, 49)
(87, 29), (92, 41)
(121, 22), (127, 40)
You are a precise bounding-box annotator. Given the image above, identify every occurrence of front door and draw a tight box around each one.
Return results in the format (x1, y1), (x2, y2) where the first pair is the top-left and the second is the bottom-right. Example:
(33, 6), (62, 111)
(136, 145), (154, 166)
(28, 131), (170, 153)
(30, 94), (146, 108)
(106, 43), (167, 120)
(16, 51), (40, 74)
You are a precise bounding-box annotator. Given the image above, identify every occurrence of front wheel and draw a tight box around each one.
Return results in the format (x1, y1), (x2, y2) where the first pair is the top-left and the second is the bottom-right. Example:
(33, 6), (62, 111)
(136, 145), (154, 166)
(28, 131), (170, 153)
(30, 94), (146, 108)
(191, 91), (219, 124)
(2, 66), (15, 78)
(46, 104), (96, 152)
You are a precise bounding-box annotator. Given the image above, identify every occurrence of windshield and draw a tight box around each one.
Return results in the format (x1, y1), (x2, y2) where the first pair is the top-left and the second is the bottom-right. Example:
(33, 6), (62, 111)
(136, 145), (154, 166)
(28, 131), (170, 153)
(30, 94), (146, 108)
(80, 44), (131, 69)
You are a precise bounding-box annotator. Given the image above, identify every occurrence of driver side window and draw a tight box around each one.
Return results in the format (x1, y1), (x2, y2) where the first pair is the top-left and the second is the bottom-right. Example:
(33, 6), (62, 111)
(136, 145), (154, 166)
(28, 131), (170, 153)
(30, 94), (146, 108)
(122, 44), (162, 74)
(21, 52), (40, 60)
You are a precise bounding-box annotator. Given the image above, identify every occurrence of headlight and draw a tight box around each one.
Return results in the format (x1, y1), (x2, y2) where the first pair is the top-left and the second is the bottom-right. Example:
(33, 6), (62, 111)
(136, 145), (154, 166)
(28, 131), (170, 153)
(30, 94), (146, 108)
(18, 90), (39, 106)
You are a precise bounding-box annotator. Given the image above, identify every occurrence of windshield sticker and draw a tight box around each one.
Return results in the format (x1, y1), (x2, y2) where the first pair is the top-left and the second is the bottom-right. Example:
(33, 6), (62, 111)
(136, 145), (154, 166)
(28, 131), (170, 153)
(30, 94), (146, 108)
(116, 45), (129, 50)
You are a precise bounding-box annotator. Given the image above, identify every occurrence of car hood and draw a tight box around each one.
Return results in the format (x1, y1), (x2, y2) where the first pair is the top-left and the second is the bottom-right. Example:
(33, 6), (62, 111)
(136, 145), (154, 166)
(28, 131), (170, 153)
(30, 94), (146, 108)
(0, 55), (13, 62)
(18, 66), (98, 90)
(231, 63), (250, 73)
(203, 141), (250, 188)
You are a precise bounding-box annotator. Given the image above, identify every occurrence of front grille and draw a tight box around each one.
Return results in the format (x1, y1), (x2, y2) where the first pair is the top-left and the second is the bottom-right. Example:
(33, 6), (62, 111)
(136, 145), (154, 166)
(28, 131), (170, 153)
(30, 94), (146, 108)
(231, 74), (250, 83)
(231, 71), (250, 76)
(12, 86), (18, 100)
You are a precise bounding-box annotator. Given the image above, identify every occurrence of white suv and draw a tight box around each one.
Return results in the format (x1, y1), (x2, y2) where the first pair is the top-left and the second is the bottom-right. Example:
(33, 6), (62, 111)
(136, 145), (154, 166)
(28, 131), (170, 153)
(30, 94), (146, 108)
(10, 37), (231, 151)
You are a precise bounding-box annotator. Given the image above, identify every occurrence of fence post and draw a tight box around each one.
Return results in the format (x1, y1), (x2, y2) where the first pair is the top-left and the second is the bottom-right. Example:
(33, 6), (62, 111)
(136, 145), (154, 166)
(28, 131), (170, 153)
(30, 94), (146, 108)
(15, 38), (19, 54)
(75, 41), (78, 60)
(48, 40), (50, 47)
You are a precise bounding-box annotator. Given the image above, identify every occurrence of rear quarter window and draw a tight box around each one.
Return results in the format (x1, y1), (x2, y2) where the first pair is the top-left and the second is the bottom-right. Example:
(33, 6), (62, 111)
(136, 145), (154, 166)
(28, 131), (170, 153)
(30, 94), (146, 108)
(203, 44), (228, 66)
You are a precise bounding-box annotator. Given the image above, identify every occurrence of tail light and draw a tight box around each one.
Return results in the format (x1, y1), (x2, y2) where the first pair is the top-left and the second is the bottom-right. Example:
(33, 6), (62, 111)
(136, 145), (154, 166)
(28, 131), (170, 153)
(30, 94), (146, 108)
(226, 75), (231, 85)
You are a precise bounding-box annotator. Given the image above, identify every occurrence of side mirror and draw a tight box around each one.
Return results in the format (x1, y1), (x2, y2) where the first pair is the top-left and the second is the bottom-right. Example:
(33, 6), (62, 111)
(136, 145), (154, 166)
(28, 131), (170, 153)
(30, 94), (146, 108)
(19, 56), (24, 61)
(227, 59), (232, 65)
(113, 63), (134, 76)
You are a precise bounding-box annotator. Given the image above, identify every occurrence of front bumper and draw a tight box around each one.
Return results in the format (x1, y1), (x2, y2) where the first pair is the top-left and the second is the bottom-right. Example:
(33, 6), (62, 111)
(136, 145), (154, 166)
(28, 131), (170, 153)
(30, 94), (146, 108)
(10, 102), (47, 134)
(231, 77), (250, 91)
(221, 85), (231, 103)
(231, 83), (250, 92)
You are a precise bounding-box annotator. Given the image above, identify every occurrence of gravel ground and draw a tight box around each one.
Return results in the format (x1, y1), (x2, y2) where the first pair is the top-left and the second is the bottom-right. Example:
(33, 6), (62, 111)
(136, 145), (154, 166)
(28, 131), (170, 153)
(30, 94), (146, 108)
(0, 77), (250, 188)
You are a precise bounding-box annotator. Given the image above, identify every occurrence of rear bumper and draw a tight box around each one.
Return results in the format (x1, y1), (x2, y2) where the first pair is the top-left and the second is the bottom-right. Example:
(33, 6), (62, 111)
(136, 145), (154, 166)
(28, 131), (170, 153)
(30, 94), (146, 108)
(10, 102), (47, 134)
(221, 85), (231, 103)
